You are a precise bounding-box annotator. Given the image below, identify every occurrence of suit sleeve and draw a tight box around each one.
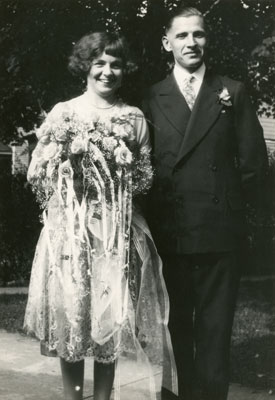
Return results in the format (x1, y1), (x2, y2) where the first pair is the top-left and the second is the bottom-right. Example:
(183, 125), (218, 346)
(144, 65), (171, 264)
(234, 83), (268, 205)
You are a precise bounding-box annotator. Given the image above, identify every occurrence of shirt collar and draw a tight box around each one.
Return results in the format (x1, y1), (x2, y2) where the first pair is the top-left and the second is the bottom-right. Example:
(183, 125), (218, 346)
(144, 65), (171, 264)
(173, 63), (206, 84)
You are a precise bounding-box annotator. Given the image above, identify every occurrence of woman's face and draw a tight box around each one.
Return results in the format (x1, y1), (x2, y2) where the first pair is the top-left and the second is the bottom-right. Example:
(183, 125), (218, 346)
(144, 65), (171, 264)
(87, 51), (123, 99)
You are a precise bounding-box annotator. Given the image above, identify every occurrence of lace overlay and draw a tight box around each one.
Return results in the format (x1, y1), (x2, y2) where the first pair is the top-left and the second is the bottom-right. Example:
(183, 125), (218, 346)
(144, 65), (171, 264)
(24, 96), (178, 398)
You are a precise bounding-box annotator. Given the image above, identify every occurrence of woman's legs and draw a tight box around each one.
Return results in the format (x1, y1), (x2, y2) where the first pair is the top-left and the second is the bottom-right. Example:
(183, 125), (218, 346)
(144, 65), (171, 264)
(60, 357), (115, 400)
(60, 358), (84, 400)
(93, 361), (115, 400)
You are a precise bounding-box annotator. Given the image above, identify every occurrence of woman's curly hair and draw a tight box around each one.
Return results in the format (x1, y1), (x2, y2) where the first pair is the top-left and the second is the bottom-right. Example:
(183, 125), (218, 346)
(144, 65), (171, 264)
(68, 31), (136, 77)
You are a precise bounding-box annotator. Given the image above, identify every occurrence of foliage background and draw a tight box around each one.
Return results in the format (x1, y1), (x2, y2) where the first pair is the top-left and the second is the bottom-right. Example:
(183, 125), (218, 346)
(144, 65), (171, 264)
(0, 0), (274, 284)
(0, 0), (274, 144)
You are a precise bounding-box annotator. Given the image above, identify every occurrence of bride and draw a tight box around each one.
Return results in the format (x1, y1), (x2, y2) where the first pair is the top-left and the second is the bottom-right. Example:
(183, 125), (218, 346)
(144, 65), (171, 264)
(24, 31), (177, 400)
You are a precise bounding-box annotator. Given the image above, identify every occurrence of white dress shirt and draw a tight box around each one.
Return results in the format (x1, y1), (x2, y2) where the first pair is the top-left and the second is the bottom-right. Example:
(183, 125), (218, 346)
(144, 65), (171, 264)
(173, 63), (206, 98)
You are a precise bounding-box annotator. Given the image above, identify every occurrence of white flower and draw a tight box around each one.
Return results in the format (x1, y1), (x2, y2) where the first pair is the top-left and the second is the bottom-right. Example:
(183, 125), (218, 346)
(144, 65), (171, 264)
(140, 146), (151, 156)
(102, 136), (117, 152)
(112, 124), (128, 138)
(218, 87), (232, 106)
(89, 142), (102, 162)
(44, 142), (60, 161)
(124, 122), (134, 136)
(54, 128), (67, 142)
(88, 130), (101, 142)
(36, 123), (52, 141)
(114, 143), (132, 166)
(71, 136), (88, 154)
(59, 160), (73, 178)
(89, 121), (95, 131)
(40, 135), (51, 145)
(46, 159), (57, 178)
(219, 87), (230, 101)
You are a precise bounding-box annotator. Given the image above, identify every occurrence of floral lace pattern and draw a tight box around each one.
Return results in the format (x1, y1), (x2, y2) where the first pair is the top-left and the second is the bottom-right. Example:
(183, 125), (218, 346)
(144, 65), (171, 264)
(24, 97), (178, 397)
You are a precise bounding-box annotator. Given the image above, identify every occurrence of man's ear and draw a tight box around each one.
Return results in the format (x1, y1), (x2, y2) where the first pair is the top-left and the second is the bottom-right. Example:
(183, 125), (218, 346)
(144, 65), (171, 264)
(162, 35), (172, 52)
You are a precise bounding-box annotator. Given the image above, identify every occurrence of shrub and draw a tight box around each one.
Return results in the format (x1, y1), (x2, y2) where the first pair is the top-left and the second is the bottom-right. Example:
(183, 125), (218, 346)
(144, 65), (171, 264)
(0, 171), (41, 286)
(243, 148), (275, 275)
(0, 149), (274, 285)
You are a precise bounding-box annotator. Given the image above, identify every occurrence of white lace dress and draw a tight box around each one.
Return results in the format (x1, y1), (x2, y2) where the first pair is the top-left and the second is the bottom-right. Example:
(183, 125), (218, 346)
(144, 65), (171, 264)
(24, 93), (177, 399)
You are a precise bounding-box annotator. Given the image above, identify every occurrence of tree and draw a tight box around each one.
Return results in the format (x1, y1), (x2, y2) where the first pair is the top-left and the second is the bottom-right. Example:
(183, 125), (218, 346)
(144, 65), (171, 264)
(0, 0), (274, 145)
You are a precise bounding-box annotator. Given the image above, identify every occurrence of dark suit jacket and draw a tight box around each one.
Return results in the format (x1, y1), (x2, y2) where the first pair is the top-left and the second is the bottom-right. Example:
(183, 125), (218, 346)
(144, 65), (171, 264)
(143, 71), (268, 254)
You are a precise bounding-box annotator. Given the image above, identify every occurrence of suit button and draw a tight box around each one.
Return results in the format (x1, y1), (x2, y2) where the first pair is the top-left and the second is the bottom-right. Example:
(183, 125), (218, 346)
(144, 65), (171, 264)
(212, 196), (219, 204)
(211, 165), (217, 172)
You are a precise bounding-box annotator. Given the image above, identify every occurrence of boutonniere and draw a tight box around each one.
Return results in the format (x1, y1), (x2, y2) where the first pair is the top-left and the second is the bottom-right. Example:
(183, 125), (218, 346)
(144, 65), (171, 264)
(217, 87), (232, 106)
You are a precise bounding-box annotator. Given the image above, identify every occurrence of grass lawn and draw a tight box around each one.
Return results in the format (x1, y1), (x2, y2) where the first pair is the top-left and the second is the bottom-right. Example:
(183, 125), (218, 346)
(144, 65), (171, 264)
(0, 279), (274, 391)
(0, 293), (27, 333)
(231, 278), (275, 392)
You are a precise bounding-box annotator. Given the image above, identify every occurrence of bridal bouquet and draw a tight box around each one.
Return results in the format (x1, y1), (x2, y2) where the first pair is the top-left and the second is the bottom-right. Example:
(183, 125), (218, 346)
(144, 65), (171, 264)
(28, 110), (153, 209)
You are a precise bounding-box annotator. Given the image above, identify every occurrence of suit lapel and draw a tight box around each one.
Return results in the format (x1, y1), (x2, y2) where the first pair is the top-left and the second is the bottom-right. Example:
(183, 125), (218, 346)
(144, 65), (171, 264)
(155, 74), (191, 137)
(174, 72), (224, 166)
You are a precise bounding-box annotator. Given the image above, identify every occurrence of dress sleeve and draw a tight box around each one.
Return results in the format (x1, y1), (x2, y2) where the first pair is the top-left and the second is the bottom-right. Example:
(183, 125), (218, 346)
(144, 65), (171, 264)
(27, 102), (64, 183)
(36, 102), (64, 139)
(131, 108), (153, 197)
(133, 108), (151, 151)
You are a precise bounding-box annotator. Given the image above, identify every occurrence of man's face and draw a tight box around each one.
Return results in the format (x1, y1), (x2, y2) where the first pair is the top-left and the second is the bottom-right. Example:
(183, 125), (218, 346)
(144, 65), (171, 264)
(162, 15), (206, 72)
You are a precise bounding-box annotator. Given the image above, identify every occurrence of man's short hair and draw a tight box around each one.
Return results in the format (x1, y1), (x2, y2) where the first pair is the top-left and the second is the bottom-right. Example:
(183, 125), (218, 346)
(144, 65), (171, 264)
(165, 6), (204, 33)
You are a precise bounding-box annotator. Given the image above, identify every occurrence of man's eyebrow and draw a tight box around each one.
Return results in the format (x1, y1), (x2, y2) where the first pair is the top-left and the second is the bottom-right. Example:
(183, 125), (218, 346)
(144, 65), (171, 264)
(174, 29), (205, 38)
(175, 32), (187, 37)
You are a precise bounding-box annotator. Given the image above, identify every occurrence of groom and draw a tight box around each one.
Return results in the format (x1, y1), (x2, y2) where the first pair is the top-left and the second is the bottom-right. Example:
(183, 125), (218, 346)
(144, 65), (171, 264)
(143, 5), (268, 400)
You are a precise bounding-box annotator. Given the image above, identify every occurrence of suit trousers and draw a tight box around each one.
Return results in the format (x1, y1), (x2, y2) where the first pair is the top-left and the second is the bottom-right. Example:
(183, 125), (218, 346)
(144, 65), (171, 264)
(161, 251), (241, 400)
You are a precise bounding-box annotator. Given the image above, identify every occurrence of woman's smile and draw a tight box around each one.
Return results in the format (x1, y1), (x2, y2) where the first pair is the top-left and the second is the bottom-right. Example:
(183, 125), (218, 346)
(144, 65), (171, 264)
(87, 52), (123, 99)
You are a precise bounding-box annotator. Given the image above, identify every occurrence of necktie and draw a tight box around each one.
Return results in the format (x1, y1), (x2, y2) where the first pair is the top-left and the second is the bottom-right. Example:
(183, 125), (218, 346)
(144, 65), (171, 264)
(182, 75), (196, 110)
